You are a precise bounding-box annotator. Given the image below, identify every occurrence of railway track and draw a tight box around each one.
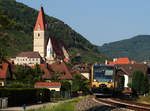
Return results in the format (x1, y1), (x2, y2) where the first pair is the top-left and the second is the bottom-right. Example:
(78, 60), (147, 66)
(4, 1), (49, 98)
(95, 97), (150, 111)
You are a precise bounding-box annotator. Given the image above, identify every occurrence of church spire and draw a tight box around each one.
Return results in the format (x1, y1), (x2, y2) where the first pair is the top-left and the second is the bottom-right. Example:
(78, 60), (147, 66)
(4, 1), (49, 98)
(34, 7), (45, 31)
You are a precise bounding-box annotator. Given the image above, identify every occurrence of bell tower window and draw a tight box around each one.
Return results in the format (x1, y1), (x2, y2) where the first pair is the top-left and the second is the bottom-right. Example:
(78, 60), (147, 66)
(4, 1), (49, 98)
(38, 24), (41, 30)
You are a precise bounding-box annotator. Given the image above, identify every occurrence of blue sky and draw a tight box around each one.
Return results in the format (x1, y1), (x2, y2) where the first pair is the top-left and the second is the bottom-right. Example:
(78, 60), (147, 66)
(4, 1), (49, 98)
(16, 0), (150, 46)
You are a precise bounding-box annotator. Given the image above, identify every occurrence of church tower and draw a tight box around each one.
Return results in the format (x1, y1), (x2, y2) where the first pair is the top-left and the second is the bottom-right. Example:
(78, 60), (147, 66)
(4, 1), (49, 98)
(34, 7), (47, 58)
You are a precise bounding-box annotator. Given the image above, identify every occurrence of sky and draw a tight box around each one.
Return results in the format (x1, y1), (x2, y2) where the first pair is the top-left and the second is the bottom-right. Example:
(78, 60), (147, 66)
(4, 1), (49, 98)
(16, 0), (150, 46)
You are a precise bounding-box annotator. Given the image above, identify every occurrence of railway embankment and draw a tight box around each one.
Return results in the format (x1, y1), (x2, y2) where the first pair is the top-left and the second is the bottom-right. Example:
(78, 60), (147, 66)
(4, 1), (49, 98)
(76, 96), (133, 111)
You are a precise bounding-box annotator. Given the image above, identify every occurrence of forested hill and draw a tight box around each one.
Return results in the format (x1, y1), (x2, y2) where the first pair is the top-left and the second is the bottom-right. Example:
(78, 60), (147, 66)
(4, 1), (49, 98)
(98, 35), (150, 62)
(0, 0), (109, 63)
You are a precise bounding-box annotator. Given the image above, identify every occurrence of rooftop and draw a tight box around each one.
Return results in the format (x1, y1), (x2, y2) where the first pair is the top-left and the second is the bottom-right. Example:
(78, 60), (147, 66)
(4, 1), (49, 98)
(16, 51), (41, 58)
(34, 82), (61, 87)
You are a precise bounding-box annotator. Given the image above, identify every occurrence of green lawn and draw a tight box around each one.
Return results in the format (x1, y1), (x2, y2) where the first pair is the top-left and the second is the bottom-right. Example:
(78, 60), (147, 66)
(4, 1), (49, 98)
(136, 96), (150, 104)
(29, 97), (83, 111)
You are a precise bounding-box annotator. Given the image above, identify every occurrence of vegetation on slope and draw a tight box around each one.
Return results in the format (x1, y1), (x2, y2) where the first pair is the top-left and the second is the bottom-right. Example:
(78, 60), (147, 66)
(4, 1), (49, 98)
(0, 0), (109, 63)
(98, 35), (150, 62)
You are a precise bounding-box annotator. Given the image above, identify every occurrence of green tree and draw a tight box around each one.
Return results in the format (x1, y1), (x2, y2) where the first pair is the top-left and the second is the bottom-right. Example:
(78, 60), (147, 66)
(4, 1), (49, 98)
(132, 70), (147, 95)
(72, 74), (90, 94)
(0, 32), (9, 62)
(141, 74), (149, 95)
(12, 65), (43, 87)
(32, 64), (43, 84)
(51, 71), (61, 82)
(60, 80), (71, 91)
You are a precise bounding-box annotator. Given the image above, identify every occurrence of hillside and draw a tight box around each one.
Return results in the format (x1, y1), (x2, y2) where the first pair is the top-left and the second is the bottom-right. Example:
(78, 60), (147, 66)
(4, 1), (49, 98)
(98, 35), (150, 62)
(0, 0), (109, 63)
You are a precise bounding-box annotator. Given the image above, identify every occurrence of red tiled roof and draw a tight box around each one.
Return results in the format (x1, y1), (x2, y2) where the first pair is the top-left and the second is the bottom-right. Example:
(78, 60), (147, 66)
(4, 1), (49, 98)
(34, 7), (45, 31)
(35, 82), (61, 87)
(49, 61), (72, 79)
(38, 61), (72, 80)
(116, 64), (148, 76)
(0, 62), (9, 79)
(107, 58), (136, 65)
(64, 58), (70, 62)
(16, 51), (41, 58)
(39, 64), (53, 79)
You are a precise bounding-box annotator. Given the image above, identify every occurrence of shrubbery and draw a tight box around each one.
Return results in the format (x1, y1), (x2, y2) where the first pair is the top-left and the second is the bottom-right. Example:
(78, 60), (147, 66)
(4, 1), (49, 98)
(0, 88), (50, 106)
(132, 70), (149, 95)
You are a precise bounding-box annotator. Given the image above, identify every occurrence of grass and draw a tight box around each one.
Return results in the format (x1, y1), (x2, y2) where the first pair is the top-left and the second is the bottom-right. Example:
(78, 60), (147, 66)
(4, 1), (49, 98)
(28, 97), (83, 111)
(136, 96), (150, 104)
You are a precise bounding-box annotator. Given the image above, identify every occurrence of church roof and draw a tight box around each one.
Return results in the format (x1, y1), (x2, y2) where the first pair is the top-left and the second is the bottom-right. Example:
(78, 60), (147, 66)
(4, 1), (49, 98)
(47, 37), (65, 57)
(34, 7), (45, 31)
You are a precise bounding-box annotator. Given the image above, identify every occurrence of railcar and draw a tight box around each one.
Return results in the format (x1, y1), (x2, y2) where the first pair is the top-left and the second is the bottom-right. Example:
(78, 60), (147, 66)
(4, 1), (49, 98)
(90, 64), (118, 96)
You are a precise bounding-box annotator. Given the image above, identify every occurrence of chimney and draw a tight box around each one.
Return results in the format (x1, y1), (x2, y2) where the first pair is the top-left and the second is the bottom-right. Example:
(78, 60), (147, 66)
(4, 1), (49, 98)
(113, 58), (117, 62)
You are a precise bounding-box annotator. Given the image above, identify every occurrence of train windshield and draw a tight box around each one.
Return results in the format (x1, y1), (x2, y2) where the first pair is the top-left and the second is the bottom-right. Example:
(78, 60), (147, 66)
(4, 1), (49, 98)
(93, 66), (114, 82)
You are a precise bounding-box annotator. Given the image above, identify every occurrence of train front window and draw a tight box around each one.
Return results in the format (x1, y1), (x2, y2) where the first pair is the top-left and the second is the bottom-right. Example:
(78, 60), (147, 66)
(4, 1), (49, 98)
(93, 66), (114, 82)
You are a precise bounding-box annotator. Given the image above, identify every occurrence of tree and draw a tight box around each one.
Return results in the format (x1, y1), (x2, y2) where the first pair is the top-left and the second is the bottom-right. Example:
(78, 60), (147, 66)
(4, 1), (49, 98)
(51, 71), (61, 82)
(32, 64), (43, 84)
(0, 33), (9, 62)
(60, 80), (71, 91)
(131, 70), (148, 95)
(72, 74), (90, 94)
(141, 74), (149, 95)
(12, 65), (43, 87)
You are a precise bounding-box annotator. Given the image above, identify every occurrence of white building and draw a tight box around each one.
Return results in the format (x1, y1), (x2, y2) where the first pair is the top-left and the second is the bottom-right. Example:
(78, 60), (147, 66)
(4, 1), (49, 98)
(13, 51), (42, 66)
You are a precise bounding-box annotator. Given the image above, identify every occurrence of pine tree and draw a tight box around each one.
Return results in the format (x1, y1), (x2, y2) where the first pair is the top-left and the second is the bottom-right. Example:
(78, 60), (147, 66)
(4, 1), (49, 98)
(132, 70), (146, 95)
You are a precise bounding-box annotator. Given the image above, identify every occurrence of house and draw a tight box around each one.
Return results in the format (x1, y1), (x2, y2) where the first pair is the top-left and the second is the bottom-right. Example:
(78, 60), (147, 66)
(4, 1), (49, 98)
(105, 58), (136, 66)
(116, 64), (149, 89)
(13, 51), (42, 66)
(33, 61), (72, 80)
(71, 63), (89, 79)
(0, 62), (12, 86)
(34, 82), (61, 91)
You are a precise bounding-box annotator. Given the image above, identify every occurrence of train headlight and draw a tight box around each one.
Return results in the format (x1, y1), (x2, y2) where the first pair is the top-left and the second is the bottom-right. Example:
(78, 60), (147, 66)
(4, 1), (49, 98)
(94, 79), (96, 82)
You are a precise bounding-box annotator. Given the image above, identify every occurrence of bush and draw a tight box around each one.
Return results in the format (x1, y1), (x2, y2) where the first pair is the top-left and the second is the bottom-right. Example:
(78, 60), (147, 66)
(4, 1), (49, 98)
(0, 88), (50, 106)
(132, 70), (149, 95)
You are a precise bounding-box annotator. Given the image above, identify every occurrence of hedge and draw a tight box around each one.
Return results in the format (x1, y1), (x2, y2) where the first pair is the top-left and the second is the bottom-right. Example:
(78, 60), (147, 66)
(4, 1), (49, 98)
(0, 88), (50, 106)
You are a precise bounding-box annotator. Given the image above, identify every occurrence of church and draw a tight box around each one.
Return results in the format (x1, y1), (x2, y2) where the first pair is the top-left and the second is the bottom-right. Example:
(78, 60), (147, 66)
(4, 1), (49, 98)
(13, 7), (69, 65)
(34, 7), (69, 63)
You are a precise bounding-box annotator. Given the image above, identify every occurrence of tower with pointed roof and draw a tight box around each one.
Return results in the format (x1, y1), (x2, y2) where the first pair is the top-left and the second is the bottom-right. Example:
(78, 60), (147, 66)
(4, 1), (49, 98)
(34, 7), (48, 58)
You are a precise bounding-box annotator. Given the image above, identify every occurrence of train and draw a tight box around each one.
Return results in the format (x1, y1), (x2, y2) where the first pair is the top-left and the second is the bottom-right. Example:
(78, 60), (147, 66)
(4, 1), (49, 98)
(90, 64), (120, 96)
